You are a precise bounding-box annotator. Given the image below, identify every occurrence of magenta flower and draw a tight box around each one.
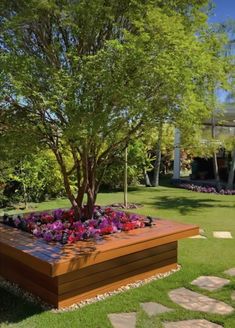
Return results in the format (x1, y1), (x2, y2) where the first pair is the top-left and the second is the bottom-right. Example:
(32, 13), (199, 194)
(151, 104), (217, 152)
(2, 206), (149, 244)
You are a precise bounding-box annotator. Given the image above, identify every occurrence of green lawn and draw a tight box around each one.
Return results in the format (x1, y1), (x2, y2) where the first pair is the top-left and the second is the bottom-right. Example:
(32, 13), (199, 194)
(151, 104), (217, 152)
(1, 185), (235, 328)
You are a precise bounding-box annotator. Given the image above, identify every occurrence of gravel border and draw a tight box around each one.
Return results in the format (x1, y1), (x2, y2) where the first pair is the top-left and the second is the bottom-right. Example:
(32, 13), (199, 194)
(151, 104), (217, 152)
(0, 265), (181, 313)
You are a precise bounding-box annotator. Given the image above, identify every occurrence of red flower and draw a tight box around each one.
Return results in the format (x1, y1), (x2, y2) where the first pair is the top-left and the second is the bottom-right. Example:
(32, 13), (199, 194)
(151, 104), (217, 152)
(68, 234), (76, 243)
(41, 214), (54, 223)
(122, 222), (135, 231)
(100, 226), (113, 235)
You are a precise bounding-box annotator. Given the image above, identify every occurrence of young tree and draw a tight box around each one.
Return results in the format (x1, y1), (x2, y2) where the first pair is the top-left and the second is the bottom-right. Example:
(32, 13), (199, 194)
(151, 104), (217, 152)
(0, 0), (229, 217)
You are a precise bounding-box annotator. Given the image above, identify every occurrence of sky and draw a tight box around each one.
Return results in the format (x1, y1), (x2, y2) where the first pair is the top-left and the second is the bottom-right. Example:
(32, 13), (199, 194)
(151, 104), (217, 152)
(208, 1), (235, 103)
(209, 0), (235, 23)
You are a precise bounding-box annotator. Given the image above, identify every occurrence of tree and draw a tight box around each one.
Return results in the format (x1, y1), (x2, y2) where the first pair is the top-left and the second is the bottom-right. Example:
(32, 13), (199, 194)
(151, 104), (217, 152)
(0, 0), (229, 217)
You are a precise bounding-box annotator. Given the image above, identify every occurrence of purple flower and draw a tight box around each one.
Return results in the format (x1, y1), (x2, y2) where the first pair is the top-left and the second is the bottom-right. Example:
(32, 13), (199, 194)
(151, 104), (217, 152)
(13, 217), (21, 227)
(32, 227), (42, 238)
(43, 231), (53, 242)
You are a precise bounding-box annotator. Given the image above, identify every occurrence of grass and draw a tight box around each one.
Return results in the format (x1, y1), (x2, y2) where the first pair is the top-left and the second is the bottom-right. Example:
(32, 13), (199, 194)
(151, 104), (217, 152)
(1, 183), (235, 328)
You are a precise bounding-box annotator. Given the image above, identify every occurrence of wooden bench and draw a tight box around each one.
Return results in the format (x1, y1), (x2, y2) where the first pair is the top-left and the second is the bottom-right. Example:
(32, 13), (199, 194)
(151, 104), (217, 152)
(0, 218), (198, 308)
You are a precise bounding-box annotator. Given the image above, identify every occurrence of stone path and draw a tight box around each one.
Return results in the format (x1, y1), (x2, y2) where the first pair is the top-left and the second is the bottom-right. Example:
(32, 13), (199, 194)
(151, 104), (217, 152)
(232, 291), (235, 301)
(187, 228), (235, 239)
(163, 319), (223, 328)
(213, 231), (233, 239)
(224, 268), (235, 276)
(140, 302), (172, 316)
(189, 235), (207, 239)
(108, 269), (235, 327)
(168, 287), (233, 315)
(191, 276), (230, 291)
(108, 313), (136, 328)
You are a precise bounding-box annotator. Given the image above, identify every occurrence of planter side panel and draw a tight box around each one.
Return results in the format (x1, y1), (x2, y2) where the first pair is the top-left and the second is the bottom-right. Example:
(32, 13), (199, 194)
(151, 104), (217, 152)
(57, 241), (177, 308)
(0, 253), (58, 307)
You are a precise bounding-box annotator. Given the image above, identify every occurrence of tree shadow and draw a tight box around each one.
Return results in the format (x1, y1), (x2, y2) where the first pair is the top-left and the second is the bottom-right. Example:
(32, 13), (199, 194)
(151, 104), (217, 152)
(0, 286), (44, 325)
(148, 195), (226, 215)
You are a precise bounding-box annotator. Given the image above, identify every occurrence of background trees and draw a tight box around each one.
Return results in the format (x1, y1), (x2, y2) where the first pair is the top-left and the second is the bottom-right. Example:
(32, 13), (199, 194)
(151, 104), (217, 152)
(0, 0), (230, 216)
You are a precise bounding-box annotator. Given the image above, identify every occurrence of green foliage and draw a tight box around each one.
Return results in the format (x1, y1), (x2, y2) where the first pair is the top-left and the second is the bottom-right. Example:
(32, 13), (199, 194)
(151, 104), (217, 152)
(0, 151), (65, 207)
(101, 138), (154, 189)
(0, 0), (231, 209)
(12, 151), (64, 202)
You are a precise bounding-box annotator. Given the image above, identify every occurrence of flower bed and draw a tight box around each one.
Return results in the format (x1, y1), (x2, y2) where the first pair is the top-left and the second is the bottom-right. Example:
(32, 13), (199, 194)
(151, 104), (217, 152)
(0, 216), (198, 308)
(177, 183), (235, 195)
(2, 207), (150, 244)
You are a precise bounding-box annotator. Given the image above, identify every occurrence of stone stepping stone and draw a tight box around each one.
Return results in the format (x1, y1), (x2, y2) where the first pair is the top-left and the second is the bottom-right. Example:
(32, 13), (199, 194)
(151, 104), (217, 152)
(163, 319), (223, 328)
(224, 268), (235, 277)
(232, 291), (235, 301)
(108, 313), (136, 328)
(213, 231), (233, 239)
(168, 287), (234, 315)
(191, 276), (230, 291)
(140, 302), (173, 316)
(189, 235), (207, 239)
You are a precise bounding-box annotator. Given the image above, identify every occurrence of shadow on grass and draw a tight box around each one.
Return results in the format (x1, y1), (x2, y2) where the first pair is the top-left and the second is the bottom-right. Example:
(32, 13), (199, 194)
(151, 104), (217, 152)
(0, 286), (43, 325)
(147, 195), (226, 215)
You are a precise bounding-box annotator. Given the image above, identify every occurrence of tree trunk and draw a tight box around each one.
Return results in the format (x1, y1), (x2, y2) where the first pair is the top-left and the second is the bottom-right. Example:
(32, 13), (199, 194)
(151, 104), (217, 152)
(227, 149), (235, 190)
(211, 118), (221, 190)
(86, 190), (97, 219)
(85, 157), (97, 219)
(52, 148), (80, 218)
(151, 124), (163, 187)
(22, 181), (28, 209)
(124, 146), (128, 207)
(144, 169), (151, 187)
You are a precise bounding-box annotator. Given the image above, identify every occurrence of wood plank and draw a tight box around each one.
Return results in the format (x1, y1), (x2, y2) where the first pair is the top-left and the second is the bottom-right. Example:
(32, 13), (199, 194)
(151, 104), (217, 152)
(0, 254), (58, 293)
(0, 242), (53, 276)
(0, 261), (58, 306)
(0, 224), (63, 259)
(58, 256), (176, 301)
(58, 242), (177, 284)
(58, 262), (178, 308)
(0, 219), (198, 277)
(52, 227), (197, 276)
(58, 248), (177, 294)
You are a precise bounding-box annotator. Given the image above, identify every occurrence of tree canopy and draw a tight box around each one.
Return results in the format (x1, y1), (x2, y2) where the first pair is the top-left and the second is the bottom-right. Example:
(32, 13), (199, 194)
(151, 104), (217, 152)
(0, 0), (230, 217)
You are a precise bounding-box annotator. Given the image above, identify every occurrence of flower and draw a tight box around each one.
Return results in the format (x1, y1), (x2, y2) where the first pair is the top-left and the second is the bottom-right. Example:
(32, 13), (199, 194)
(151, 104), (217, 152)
(177, 183), (235, 195)
(2, 206), (148, 244)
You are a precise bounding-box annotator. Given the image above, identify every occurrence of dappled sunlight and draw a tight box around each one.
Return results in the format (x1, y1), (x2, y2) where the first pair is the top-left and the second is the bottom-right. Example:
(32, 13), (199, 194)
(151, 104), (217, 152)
(146, 196), (233, 215)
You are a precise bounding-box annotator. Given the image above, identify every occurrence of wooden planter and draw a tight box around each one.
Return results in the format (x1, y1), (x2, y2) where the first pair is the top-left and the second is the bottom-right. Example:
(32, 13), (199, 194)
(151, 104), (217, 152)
(0, 218), (198, 308)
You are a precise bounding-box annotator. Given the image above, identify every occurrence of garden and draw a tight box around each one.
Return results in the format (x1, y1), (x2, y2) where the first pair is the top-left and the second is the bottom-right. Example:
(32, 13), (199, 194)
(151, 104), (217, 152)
(0, 185), (235, 327)
(0, 0), (235, 327)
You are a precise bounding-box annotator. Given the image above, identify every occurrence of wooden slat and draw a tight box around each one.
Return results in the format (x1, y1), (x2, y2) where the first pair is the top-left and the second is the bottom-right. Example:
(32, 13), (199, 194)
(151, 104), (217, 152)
(0, 242), (53, 276)
(0, 254), (58, 293)
(58, 260), (177, 308)
(0, 260), (58, 306)
(52, 227), (197, 276)
(0, 219), (198, 277)
(58, 248), (177, 294)
(58, 242), (177, 284)
(58, 256), (176, 301)
(0, 225), (63, 259)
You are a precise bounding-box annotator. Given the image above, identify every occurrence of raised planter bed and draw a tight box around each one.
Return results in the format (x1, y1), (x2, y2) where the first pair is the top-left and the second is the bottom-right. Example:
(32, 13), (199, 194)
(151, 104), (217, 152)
(0, 217), (198, 308)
